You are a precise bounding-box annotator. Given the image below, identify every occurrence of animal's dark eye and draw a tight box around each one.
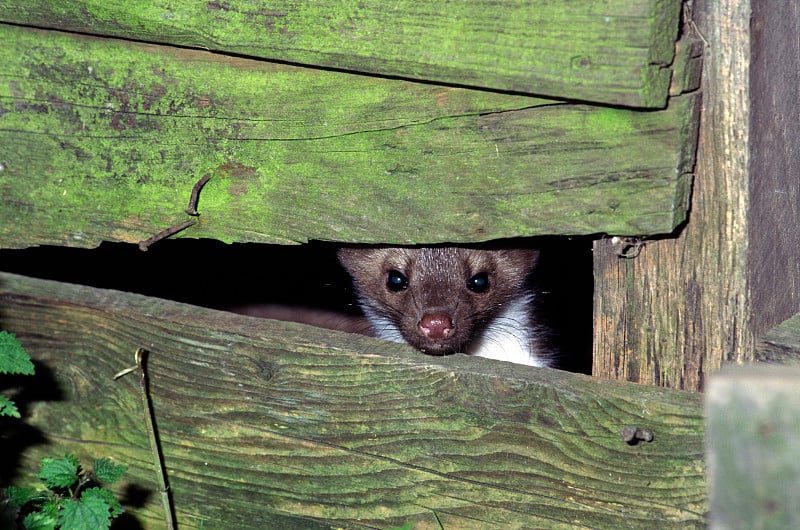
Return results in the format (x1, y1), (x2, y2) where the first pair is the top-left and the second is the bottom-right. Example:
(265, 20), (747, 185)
(467, 272), (490, 293)
(386, 269), (408, 292)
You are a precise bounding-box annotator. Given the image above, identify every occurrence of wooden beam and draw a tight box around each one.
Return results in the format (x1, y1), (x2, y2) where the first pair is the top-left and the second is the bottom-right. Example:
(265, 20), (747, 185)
(1, 0), (682, 108)
(0, 271), (706, 528)
(592, 0), (751, 391)
(748, 0), (800, 339)
(0, 24), (698, 249)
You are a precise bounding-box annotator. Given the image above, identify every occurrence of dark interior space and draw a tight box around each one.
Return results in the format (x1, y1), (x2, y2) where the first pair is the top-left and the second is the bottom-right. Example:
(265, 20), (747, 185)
(0, 237), (592, 373)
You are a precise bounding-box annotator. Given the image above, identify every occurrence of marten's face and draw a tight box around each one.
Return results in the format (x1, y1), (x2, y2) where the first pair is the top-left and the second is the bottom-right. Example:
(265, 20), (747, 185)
(338, 246), (537, 355)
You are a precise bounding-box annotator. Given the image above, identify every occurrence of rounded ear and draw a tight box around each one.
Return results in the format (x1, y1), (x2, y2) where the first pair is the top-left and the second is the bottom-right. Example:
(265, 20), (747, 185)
(337, 246), (379, 276)
(501, 248), (539, 274)
(336, 247), (360, 274)
(336, 247), (353, 267)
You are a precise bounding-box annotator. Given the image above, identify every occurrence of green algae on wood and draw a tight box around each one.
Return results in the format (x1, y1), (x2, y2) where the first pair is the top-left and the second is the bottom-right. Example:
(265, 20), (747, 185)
(0, 271), (706, 528)
(1, 0), (682, 108)
(0, 25), (697, 249)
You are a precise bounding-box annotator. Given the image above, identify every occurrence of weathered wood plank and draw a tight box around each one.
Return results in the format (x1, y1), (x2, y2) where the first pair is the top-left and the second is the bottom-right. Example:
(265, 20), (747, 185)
(0, 24), (698, 250)
(707, 366), (800, 529)
(592, 0), (750, 391)
(0, 271), (705, 528)
(1, 0), (682, 108)
(748, 1), (800, 340)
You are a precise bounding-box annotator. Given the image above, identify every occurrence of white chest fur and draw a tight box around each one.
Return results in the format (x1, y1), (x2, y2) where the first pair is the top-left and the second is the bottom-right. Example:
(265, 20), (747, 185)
(463, 294), (547, 367)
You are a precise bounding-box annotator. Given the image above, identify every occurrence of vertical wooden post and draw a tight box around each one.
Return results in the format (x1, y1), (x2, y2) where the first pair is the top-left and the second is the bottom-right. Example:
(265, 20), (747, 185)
(594, 0), (800, 391)
(747, 0), (800, 338)
(592, 0), (753, 391)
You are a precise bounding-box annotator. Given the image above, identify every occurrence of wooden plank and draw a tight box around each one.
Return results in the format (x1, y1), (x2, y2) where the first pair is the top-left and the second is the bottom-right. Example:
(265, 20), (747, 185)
(1, 0), (682, 108)
(0, 24), (698, 250)
(592, 0), (750, 391)
(756, 312), (800, 363)
(0, 271), (706, 528)
(748, 1), (800, 339)
(707, 366), (800, 529)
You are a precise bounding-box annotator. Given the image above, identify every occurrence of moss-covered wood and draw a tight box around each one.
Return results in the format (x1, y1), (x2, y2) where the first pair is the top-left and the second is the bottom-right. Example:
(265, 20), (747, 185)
(1, 0), (682, 108)
(1, 271), (706, 528)
(0, 24), (698, 250)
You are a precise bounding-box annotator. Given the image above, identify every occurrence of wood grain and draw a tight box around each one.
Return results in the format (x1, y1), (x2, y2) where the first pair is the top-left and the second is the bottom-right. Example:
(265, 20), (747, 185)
(0, 0), (682, 107)
(748, 1), (800, 339)
(592, 0), (751, 391)
(0, 271), (706, 528)
(0, 24), (698, 249)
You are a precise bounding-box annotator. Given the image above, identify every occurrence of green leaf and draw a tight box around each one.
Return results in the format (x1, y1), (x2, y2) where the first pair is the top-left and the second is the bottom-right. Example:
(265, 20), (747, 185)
(38, 455), (80, 490)
(58, 494), (112, 530)
(0, 395), (21, 418)
(82, 487), (123, 519)
(3, 485), (39, 509)
(38, 499), (60, 522)
(92, 458), (126, 486)
(0, 331), (34, 375)
(22, 510), (57, 530)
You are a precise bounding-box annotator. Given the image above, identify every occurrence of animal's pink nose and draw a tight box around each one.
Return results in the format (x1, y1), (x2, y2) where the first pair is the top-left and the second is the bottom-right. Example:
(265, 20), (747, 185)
(418, 312), (453, 340)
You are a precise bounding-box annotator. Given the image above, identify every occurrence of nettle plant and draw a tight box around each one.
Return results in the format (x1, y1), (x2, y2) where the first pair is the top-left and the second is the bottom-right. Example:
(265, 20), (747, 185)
(1, 331), (127, 530)
(0, 330), (33, 418)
